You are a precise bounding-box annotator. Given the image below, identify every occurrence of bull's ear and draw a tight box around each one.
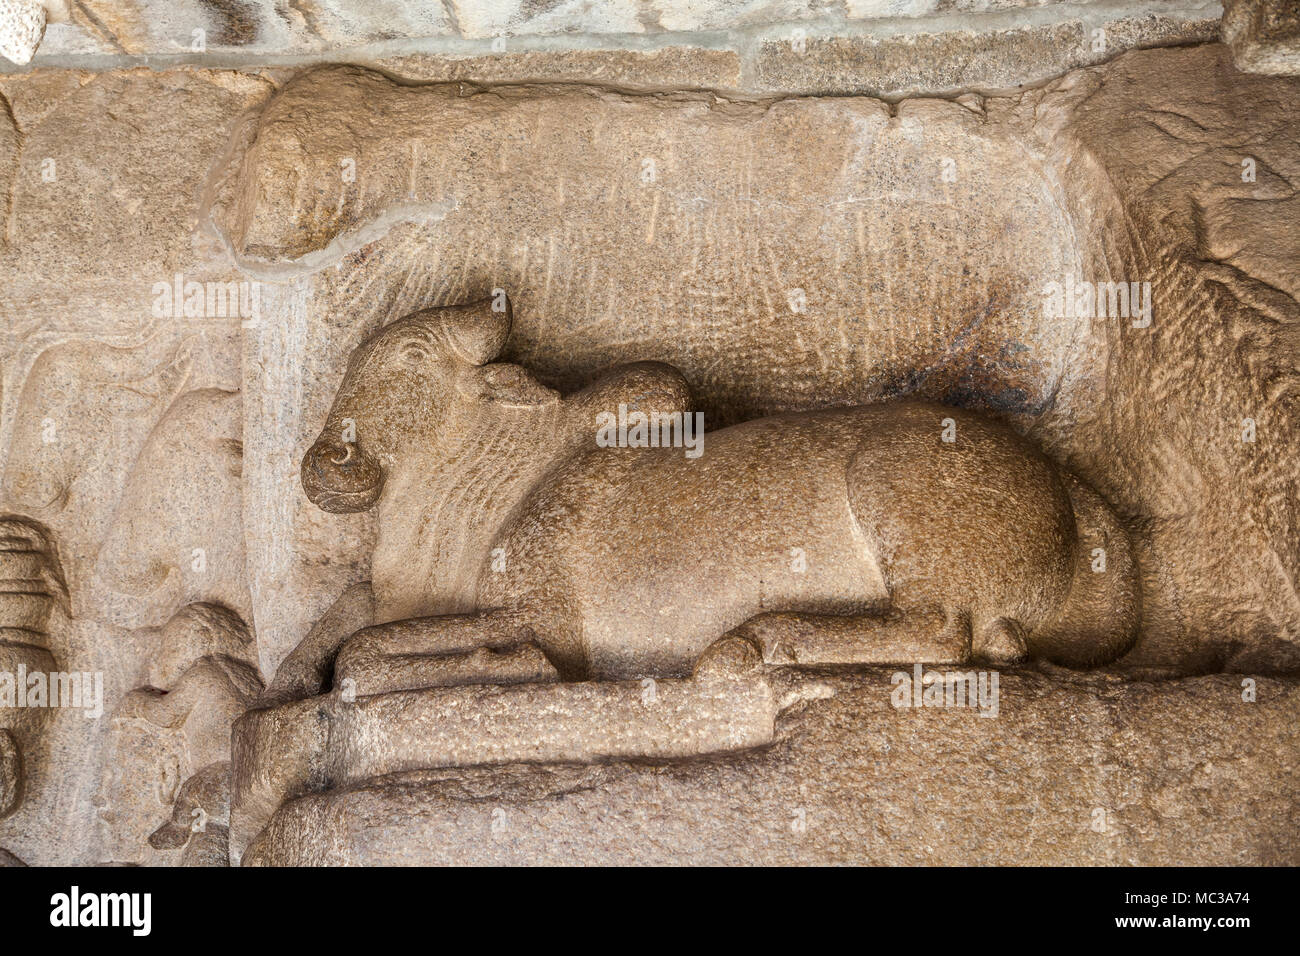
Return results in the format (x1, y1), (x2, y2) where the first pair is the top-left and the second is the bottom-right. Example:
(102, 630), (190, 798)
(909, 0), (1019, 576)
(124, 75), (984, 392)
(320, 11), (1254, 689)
(440, 295), (512, 366)
(458, 363), (559, 408)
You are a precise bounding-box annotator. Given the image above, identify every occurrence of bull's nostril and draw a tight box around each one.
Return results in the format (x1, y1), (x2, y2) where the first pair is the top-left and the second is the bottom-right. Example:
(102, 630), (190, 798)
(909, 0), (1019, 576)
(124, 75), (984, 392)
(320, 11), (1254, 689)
(303, 436), (383, 513)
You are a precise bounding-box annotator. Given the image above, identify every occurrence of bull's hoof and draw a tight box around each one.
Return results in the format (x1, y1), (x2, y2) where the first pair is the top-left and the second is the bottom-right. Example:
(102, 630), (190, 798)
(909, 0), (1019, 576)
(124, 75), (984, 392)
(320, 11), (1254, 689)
(693, 633), (765, 682)
(973, 617), (1029, 667)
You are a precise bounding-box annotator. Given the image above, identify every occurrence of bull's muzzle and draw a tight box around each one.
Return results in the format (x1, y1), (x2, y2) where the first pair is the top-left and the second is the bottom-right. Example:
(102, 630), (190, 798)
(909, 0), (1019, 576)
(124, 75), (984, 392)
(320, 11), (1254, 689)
(301, 438), (384, 513)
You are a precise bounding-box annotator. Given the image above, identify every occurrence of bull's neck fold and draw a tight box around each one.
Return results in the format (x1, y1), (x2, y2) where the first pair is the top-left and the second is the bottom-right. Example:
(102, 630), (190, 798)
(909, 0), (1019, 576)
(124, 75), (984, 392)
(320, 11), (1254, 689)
(369, 397), (574, 623)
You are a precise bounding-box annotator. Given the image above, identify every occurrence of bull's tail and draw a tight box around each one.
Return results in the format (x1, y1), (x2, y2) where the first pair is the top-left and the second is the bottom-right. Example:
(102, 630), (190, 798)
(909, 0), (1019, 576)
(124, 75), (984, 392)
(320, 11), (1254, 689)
(1029, 474), (1141, 667)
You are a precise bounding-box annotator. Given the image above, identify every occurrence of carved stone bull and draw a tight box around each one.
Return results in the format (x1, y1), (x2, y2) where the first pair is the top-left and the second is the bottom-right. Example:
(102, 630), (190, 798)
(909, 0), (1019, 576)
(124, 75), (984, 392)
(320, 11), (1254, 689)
(302, 297), (1140, 693)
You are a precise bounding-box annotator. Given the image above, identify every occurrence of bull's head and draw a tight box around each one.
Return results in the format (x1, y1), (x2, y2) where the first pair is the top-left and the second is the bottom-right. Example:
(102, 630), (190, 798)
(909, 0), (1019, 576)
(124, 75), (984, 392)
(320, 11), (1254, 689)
(302, 294), (555, 513)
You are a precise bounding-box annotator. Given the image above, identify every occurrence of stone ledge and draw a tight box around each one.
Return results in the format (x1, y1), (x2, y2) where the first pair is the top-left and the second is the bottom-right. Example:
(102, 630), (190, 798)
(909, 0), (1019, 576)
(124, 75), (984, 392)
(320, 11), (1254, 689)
(9, 1), (1224, 99)
(245, 670), (1298, 865)
(751, 11), (1220, 94)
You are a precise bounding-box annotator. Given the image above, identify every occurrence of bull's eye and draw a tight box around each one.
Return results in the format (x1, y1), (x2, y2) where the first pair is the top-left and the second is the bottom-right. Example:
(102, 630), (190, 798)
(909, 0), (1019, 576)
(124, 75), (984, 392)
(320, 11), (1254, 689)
(400, 343), (429, 364)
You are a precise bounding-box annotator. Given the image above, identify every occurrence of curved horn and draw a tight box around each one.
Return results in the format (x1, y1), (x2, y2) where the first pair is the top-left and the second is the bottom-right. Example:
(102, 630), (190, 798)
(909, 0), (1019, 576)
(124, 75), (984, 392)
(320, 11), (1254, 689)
(438, 296), (512, 366)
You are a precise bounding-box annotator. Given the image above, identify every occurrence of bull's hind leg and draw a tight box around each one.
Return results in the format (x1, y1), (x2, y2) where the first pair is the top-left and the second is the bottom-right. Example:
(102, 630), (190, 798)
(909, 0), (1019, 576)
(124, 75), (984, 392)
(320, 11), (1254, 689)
(731, 608), (973, 667)
(733, 609), (1029, 668)
(333, 611), (558, 696)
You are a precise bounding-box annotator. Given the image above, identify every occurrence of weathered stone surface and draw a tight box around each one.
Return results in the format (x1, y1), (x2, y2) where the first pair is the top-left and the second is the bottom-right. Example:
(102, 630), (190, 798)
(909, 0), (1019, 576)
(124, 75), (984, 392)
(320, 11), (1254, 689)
(0, 0), (46, 66)
(10, 0), (1225, 104)
(753, 12), (1221, 94)
(53, 0), (322, 56)
(97, 603), (261, 864)
(201, 47), (1300, 681)
(0, 515), (61, 821)
(213, 71), (1077, 416)
(374, 47), (744, 91)
(1014, 44), (1300, 674)
(1222, 0), (1300, 73)
(245, 670), (1300, 865)
(147, 761), (232, 866)
(0, 67), (265, 865)
(232, 637), (824, 859)
(0, 37), (1296, 870)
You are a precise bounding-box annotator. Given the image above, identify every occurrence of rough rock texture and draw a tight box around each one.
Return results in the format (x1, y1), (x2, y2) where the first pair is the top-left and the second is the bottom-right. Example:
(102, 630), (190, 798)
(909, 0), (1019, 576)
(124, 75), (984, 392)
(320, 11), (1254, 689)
(10, 1), (1223, 101)
(0, 35), (1296, 867)
(1021, 45), (1300, 674)
(99, 603), (261, 862)
(372, 47), (745, 91)
(752, 11), (1221, 93)
(246, 670), (1300, 866)
(1222, 0), (1300, 73)
(0, 67), (268, 865)
(231, 638), (818, 859)
(0, 0), (46, 67)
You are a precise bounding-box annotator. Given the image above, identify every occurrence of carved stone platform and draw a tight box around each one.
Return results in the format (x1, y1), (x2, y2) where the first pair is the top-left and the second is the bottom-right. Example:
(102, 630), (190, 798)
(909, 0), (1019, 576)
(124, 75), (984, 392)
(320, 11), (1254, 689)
(241, 671), (1299, 866)
(230, 643), (829, 861)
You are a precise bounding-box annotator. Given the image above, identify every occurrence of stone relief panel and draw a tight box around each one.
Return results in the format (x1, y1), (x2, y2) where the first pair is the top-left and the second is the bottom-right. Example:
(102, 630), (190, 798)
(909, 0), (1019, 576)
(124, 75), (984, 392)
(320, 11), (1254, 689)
(207, 51), (1300, 681)
(207, 65), (1091, 674)
(305, 298), (1137, 681)
(95, 387), (249, 627)
(221, 47), (1296, 865)
(98, 603), (260, 865)
(214, 68), (1082, 424)
(0, 40), (1296, 867)
(0, 67), (271, 866)
(228, 295), (1143, 860)
(2, 337), (195, 592)
(0, 515), (63, 823)
(0, 332), (254, 863)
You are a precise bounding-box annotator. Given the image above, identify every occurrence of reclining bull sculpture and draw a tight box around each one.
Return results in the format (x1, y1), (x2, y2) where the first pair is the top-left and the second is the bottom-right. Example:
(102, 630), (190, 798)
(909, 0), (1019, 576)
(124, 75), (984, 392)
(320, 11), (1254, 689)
(302, 297), (1140, 694)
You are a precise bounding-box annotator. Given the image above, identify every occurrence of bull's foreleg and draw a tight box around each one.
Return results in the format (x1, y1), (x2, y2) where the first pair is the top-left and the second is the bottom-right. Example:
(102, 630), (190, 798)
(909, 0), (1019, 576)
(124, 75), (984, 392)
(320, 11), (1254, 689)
(333, 611), (558, 696)
(729, 607), (988, 667)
